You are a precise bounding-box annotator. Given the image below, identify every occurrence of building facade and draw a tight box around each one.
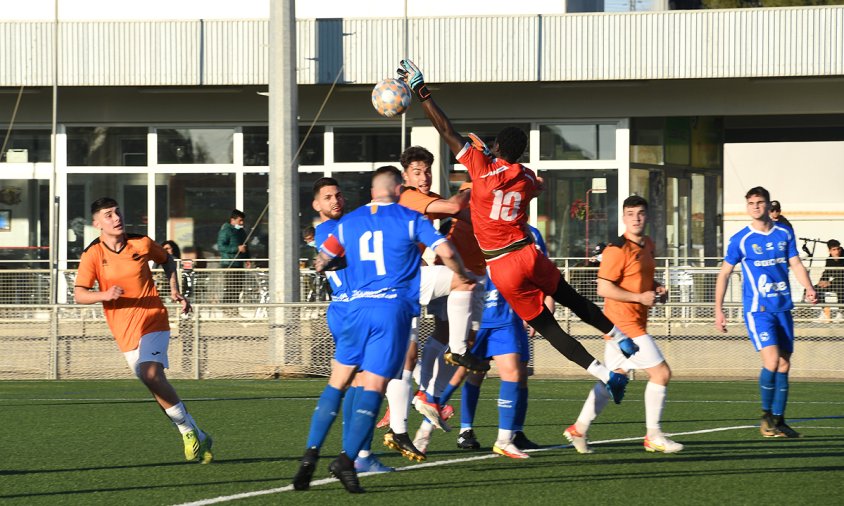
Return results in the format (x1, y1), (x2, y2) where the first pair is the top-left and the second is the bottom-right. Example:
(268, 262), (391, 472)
(1, 5), (843, 289)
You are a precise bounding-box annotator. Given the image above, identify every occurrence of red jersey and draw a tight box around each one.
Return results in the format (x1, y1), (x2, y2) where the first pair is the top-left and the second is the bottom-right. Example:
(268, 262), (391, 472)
(457, 142), (536, 254)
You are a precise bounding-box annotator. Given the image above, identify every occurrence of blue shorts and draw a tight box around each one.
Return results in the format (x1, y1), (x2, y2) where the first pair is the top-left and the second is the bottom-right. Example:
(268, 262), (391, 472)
(345, 300), (413, 379)
(744, 310), (794, 353)
(327, 302), (358, 366)
(472, 320), (530, 361)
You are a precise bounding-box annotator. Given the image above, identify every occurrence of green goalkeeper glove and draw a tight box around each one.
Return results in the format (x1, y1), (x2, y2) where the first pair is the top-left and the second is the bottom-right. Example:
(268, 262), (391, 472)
(397, 59), (431, 102)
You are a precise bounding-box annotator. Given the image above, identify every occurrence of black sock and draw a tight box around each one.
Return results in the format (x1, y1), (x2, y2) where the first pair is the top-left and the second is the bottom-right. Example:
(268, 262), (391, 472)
(527, 307), (596, 370)
(552, 278), (614, 334)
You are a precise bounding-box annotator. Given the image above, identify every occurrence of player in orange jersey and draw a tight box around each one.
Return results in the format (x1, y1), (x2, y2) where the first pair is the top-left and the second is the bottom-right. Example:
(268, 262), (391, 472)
(74, 197), (213, 464)
(398, 59), (632, 405)
(564, 196), (683, 454)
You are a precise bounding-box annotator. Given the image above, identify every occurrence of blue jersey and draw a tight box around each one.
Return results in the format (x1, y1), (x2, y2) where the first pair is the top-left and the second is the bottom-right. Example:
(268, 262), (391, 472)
(315, 219), (350, 301)
(322, 202), (446, 313)
(481, 225), (548, 329)
(724, 224), (799, 313)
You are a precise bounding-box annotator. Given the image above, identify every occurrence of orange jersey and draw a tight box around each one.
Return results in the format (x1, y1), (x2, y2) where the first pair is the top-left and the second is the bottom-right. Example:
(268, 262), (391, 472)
(398, 187), (450, 220)
(436, 182), (485, 275)
(75, 235), (171, 352)
(597, 235), (656, 338)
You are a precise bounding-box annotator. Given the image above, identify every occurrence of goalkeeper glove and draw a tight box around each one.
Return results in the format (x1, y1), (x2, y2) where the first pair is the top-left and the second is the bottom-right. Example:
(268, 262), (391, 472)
(468, 133), (492, 157)
(397, 59), (431, 102)
(617, 337), (639, 359)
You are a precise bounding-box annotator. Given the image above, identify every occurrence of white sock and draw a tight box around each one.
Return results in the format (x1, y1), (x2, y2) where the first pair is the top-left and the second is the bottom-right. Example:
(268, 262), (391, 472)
(357, 449), (371, 458)
(446, 290), (473, 355)
(387, 370), (414, 434)
(418, 420), (434, 436)
(607, 326), (629, 341)
(575, 381), (610, 434)
(645, 381), (667, 435)
(586, 360), (611, 383)
(497, 428), (513, 445)
(419, 338), (447, 394)
(164, 402), (204, 439)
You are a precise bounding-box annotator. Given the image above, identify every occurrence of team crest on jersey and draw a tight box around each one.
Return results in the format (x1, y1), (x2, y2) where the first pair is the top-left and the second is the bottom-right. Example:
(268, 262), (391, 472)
(752, 244), (763, 255)
(778, 241), (786, 251)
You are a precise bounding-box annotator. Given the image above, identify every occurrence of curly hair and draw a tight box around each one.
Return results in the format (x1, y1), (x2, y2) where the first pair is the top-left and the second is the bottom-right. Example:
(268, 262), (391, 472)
(400, 146), (434, 170)
(495, 127), (528, 163)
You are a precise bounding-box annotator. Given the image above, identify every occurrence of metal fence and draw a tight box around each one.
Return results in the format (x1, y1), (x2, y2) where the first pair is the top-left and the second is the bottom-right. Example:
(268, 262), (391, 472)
(1, 302), (841, 381)
(1, 258), (841, 381)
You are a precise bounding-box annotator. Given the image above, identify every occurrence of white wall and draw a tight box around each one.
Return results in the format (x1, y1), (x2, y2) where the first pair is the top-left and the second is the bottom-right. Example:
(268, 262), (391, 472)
(723, 141), (844, 252)
(1, 0), (572, 21)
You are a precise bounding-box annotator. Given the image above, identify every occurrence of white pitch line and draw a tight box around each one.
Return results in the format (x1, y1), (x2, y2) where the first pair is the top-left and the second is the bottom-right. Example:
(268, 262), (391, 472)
(171, 422), (796, 506)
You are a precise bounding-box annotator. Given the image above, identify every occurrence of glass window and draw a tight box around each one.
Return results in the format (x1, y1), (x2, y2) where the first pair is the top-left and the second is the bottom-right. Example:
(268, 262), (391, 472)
(67, 127), (148, 166)
(154, 173), (236, 261)
(0, 129), (51, 163)
(66, 174), (149, 259)
(244, 173), (270, 263)
(243, 126), (324, 166)
(539, 124), (616, 161)
(536, 169), (618, 258)
(329, 171), (373, 211)
(631, 117), (664, 165)
(333, 127), (406, 163)
(157, 128), (233, 164)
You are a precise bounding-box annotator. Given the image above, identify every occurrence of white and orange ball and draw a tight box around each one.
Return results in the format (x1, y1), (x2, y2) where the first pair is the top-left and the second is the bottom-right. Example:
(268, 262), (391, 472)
(371, 78), (411, 118)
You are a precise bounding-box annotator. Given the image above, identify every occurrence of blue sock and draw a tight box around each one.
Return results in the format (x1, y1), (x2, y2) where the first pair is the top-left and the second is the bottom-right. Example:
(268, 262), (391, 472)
(759, 368), (776, 413)
(305, 385), (344, 450)
(440, 383), (459, 405)
(772, 372), (789, 417)
(498, 381), (520, 431)
(343, 389), (382, 460)
(514, 386), (528, 432)
(342, 386), (360, 448)
(461, 381), (481, 430)
(425, 392), (440, 404)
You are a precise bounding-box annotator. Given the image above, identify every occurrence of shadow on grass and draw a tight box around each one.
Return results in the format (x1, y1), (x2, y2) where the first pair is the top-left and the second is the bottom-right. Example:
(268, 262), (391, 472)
(0, 455), (300, 477)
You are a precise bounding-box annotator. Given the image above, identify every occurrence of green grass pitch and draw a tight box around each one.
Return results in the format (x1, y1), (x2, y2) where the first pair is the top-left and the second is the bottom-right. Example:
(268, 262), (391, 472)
(1, 379), (842, 504)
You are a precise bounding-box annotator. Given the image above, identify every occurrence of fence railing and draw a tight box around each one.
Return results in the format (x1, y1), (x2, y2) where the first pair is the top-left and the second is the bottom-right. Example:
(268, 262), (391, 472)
(0, 302), (841, 381)
(3, 260), (839, 309)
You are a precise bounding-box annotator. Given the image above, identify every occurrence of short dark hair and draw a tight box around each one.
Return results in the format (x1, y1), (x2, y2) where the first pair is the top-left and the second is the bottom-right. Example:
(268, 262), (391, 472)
(495, 127), (528, 163)
(828, 239), (841, 249)
(623, 195), (648, 210)
(91, 197), (119, 216)
(302, 226), (315, 240)
(312, 177), (340, 198)
(745, 186), (770, 202)
(373, 165), (403, 186)
(400, 146), (434, 170)
(230, 209), (245, 220)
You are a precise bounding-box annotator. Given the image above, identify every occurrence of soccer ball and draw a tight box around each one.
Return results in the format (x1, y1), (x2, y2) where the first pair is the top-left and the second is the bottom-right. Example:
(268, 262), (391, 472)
(371, 78), (411, 118)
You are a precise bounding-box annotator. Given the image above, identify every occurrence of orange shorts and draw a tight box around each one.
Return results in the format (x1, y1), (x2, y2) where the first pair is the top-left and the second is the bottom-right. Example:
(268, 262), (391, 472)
(487, 245), (561, 321)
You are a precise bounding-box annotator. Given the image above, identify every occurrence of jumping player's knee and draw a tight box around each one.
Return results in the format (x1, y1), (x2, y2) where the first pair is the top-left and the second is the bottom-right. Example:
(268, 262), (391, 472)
(450, 272), (474, 291)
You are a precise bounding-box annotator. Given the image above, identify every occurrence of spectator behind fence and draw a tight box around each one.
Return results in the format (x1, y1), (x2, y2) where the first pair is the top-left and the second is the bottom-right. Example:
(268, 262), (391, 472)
(817, 239), (844, 321)
(769, 200), (794, 232)
(217, 209), (248, 316)
(155, 240), (182, 268)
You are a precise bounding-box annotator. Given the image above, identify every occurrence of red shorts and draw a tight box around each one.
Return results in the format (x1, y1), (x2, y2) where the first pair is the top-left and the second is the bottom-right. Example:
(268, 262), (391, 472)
(487, 245), (561, 321)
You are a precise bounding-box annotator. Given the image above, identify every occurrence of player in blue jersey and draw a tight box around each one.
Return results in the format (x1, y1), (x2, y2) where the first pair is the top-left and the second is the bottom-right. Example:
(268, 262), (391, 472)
(295, 166), (472, 494)
(456, 225), (550, 458)
(714, 186), (816, 439)
(292, 177), (396, 487)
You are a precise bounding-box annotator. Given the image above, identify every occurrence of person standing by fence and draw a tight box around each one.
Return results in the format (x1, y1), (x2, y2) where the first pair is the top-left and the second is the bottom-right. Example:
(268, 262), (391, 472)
(217, 209), (248, 316)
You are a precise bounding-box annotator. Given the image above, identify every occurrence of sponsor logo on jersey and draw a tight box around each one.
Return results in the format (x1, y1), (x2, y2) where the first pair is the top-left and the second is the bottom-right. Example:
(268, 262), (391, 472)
(766, 242), (774, 251)
(753, 257), (787, 267)
(752, 244), (763, 255)
(778, 241), (787, 251)
(757, 274), (788, 296)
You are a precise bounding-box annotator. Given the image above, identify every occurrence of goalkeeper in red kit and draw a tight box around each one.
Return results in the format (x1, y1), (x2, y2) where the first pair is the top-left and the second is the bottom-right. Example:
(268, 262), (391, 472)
(397, 59), (635, 401)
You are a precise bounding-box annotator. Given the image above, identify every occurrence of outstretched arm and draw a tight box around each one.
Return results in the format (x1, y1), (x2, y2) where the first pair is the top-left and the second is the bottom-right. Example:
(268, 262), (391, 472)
(398, 59), (466, 156)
